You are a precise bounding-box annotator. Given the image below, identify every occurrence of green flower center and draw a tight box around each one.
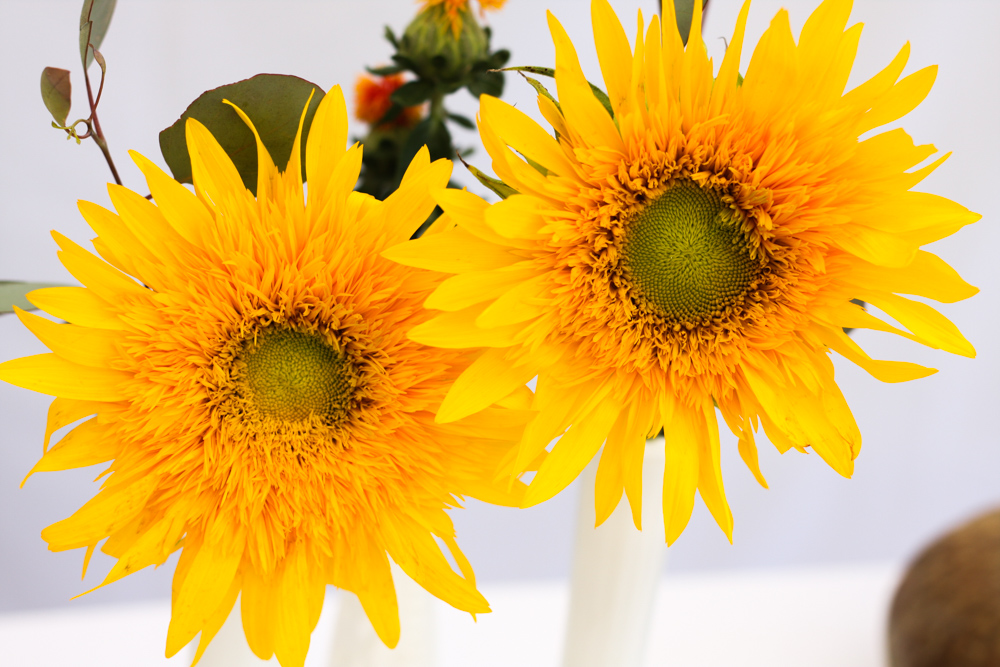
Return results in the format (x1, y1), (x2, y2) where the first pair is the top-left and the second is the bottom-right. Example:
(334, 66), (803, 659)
(242, 329), (354, 422)
(621, 182), (756, 321)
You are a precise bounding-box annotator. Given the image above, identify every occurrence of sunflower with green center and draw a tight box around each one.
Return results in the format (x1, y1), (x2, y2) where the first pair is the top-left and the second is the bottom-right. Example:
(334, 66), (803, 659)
(385, 0), (980, 544)
(0, 86), (531, 666)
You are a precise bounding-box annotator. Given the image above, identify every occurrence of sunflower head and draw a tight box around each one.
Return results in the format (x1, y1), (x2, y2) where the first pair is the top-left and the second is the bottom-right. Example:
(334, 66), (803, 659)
(387, 0), (980, 546)
(0, 85), (532, 667)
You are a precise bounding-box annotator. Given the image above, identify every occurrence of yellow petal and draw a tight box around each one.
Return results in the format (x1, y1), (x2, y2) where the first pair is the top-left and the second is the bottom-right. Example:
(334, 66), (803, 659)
(224, 100), (279, 204)
(346, 540), (399, 649)
(130, 150), (212, 247)
(191, 576), (241, 666)
(27, 417), (118, 476)
(274, 547), (322, 667)
(52, 231), (147, 300)
(863, 292), (976, 358)
(185, 117), (247, 209)
(42, 476), (156, 551)
(475, 274), (550, 329)
(483, 195), (547, 240)
(41, 397), (105, 454)
(594, 409), (630, 526)
(548, 11), (624, 152)
(622, 396), (658, 530)
(15, 307), (120, 368)
(709, 0), (750, 116)
(843, 42), (910, 111)
(241, 566), (278, 660)
(383, 226), (522, 274)
(167, 537), (244, 658)
(481, 95), (578, 178)
(383, 519), (488, 615)
(694, 402), (733, 543)
(660, 399), (701, 546)
(523, 396), (621, 507)
(436, 347), (537, 423)
(0, 353), (131, 401)
(843, 250), (978, 304)
(77, 200), (149, 279)
(859, 65), (937, 134)
(380, 147), (453, 242)
(592, 0), (632, 117)
(815, 323), (936, 383)
(835, 223), (917, 268)
(408, 305), (523, 348)
(306, 85), (350, 211)
(425, 262), (541, 312)
(27, 286), (122, 330)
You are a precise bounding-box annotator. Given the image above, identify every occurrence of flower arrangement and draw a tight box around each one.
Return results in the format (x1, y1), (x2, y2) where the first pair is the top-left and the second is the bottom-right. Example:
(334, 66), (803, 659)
(0, 0), (982, 665)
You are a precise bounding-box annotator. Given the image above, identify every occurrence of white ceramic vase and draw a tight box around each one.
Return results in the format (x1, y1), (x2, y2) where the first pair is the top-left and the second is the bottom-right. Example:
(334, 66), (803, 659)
(560, 436), (668, 667)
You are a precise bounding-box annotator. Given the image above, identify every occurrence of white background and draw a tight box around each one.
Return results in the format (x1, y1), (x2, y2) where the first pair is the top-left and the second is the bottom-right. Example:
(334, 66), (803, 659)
(0, 0), (997, 617)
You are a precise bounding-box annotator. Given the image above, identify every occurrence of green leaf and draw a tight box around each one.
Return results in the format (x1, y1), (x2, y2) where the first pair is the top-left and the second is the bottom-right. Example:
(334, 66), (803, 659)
(384, 25), (400, 49)
(459, 158), (517, 200)
(390, 80), (435, 107)
(79, 0), (116, 69)
(158, 74), (325, 195)
(467, 69), (504, 98)
(489, 49), (511, 69)
(447, 112), (475, 130)
(0, 282), (63, 314)
(40, 67), (72, 126)
(501, 66), (613, 117)
(367, 65), (404, 77)
(672, 0), (706, 47)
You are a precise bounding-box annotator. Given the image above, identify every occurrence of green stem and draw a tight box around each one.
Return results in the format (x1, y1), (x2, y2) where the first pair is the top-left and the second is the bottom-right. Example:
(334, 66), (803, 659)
(429, 90), (446, 126)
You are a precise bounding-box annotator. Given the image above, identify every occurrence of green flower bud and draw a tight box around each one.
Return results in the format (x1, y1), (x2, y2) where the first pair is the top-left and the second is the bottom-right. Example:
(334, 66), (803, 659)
(398, 4), (489, 89)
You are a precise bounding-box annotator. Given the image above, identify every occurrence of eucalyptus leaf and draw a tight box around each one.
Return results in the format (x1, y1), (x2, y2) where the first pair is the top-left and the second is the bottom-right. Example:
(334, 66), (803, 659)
(40, 67), (72, 126)
(158, 74), (325, 194)
(0, 282), (63, 314)
(78, 0), (116, 69)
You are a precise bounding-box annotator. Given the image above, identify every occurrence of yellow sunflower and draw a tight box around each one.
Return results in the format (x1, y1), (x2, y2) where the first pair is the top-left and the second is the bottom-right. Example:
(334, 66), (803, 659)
(0, 86), (530, 666)
(385, 0), (980, 544)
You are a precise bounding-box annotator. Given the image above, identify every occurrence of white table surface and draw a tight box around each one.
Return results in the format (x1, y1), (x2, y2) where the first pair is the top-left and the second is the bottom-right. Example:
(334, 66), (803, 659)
(0, 562), (902, 667)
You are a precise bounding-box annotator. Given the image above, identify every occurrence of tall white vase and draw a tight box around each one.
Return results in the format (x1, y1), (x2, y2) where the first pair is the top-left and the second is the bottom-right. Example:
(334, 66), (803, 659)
(560, 437), (667, 667)
(329, 563), (436, 667)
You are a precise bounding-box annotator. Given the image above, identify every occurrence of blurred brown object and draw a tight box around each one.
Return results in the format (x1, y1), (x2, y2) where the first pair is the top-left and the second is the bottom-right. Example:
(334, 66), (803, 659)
(889, 507), (1000, 667)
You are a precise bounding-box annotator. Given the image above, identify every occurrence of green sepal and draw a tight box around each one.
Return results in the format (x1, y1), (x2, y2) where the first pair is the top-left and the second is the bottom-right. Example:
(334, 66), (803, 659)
(500, 66), (613, 117)
(459, 158), (518, 200)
